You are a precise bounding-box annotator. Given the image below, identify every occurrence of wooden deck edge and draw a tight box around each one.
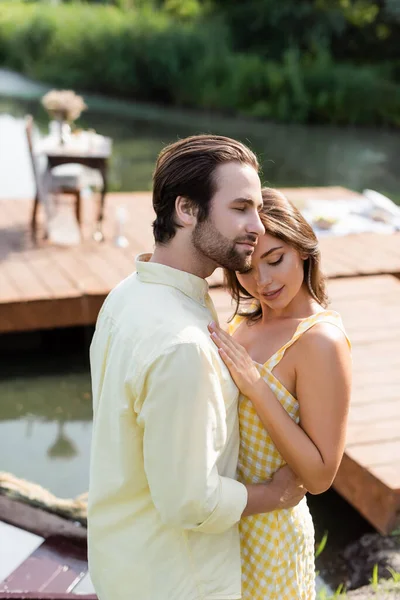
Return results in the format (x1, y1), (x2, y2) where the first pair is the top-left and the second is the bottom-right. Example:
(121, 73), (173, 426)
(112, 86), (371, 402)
(334, 453), (400, 535)
(0, 295), (105, 334)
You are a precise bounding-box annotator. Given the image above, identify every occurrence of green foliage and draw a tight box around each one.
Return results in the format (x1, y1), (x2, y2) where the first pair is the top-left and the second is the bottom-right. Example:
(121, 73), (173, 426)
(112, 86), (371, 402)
(370, 563), (379, 588)
(0, 2), (399, 126)
(386, 566), (400, 583)
(212, 0), (400, 64)
(315, 531), (329, 559)
(216, 49), (400, 126)
(163, 0), (203, 20)
(317, 583), (347, 599)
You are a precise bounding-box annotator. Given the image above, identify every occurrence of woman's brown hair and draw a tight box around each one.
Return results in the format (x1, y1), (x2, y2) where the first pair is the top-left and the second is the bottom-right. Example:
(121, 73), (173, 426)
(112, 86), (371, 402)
(225, 187), (328, 322)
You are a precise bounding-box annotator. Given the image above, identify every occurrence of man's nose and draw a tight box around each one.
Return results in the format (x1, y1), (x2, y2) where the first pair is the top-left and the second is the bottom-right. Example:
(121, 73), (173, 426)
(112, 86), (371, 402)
(247, 211), (265, 236)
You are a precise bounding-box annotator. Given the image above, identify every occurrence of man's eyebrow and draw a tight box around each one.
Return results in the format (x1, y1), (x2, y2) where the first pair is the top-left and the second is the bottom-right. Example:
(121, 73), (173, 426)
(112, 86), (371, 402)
(232, 197), (261, 207)
(259, 246), (284, 259)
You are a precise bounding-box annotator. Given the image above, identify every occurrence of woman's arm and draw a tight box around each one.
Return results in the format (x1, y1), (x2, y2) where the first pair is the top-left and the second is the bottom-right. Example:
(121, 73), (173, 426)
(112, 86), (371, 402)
(208, 321), (352, 495)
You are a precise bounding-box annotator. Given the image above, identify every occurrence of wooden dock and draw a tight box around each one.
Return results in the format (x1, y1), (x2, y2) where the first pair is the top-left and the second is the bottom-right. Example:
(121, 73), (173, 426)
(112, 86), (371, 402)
(1, 187), (400, 534)
(2, 188), (400, 334)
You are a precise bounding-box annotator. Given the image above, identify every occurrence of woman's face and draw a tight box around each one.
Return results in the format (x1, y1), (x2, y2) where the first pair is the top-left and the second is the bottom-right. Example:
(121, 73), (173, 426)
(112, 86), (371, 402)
(237, 232), (306, 310)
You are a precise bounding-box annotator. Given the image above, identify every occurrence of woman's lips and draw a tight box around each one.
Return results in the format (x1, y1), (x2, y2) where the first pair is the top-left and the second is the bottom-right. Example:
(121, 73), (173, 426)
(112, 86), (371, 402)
(262, 285), (284, 300)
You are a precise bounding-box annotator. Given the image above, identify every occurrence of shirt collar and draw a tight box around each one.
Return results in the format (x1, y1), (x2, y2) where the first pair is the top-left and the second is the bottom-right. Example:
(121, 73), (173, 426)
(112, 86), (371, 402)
(136, 253), (210, 307)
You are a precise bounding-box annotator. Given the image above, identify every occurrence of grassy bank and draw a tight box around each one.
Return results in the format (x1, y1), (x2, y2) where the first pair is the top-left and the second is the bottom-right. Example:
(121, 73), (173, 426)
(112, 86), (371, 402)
(0, 2), (399, 126)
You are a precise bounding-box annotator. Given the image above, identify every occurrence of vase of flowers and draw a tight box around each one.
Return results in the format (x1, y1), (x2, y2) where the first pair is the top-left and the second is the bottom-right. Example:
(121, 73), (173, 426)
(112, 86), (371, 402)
(42, 89), (87, 145)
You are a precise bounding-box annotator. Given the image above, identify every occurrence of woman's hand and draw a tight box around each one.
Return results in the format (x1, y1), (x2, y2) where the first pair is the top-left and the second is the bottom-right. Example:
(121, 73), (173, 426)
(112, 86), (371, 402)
(208, 321), (262, 397)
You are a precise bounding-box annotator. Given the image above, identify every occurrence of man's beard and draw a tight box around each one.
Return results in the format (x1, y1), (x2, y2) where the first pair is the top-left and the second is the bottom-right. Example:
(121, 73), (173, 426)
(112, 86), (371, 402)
(192, 217), (255, 272)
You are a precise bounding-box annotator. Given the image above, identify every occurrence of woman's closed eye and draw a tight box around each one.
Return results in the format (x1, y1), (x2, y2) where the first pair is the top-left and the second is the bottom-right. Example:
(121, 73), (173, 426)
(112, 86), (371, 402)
(269, 255), (284, 266)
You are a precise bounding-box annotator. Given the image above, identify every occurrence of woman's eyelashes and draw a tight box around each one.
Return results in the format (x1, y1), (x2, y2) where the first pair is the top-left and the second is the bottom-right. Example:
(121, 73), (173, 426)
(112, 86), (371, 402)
(269, 254), (284, 266)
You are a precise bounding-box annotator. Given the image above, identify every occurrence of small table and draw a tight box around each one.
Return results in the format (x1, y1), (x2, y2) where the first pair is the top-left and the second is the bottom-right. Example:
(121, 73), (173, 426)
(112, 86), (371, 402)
(40, 133), (112, 240)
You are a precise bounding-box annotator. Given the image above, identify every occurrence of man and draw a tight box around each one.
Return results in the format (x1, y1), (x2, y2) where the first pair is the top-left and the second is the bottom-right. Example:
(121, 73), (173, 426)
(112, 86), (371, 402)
(88, 135), (305, 600)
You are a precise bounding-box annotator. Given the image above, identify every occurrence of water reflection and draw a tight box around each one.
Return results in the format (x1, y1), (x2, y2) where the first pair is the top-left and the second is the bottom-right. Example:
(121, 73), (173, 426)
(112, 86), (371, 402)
(0, 328), (92, 498)
(47, 421), (78, 460)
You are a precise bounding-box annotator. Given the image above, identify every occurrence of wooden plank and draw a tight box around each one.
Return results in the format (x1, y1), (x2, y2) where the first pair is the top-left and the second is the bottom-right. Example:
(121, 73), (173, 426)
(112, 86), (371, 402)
(0, 297), (104, 334)
(20, 251), (81, 300)
(349, 399), (400, 423)
(91, 245), (135, 281)
(47, 250), (108, 297)
(351, 384), (400, 406)
(369, 465), (400, 490)
(76, 248), (125, 291)
(347, 441), (400, 469)
(329, 273), (400, 298)
(2, 260), (53, 301)
(0, 270), (21, 304)
(334, 453), (400, 534)
(347, 420), (400, 446)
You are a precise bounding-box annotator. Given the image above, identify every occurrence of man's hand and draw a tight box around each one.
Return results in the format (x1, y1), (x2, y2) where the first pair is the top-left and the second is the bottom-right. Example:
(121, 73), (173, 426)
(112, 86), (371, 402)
(242, 466), (307, 517)
(270, 465), (307, 509)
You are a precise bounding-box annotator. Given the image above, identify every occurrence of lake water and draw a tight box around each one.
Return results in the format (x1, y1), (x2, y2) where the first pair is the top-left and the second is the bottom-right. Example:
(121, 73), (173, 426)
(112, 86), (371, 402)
(0, 69), (382, 593)
(1, 69), (399, 203)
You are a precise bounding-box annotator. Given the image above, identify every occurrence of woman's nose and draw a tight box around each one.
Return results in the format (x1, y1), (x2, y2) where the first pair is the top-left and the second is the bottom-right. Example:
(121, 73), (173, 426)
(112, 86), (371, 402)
(258, 270), (273, 288)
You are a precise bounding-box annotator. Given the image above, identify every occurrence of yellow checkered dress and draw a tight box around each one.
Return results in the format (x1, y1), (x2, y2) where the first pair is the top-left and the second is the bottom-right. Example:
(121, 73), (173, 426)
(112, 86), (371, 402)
(229, 310), (349, 600)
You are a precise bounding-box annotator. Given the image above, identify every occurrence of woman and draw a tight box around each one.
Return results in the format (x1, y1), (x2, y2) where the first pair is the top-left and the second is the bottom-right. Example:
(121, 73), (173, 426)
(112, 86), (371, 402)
(208, 188), (352, 600)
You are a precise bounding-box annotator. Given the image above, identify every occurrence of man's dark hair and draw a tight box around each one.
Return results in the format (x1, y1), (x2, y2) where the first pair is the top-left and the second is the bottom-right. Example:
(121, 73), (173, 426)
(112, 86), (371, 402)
(152, 134), (259, 244)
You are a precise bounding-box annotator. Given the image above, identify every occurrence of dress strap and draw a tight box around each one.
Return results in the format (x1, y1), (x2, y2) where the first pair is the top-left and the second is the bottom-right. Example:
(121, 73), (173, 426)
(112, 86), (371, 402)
(267, 310), (351, 370)
(227, 313), (244, 335)
(227, 301), (259, 335)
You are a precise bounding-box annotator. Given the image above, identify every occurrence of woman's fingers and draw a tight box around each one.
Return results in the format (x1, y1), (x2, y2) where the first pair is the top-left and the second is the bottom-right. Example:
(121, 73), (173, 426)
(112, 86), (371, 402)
(211, 331), (241, 365)
(209, 322), (244, 353)
(218, 346), (235, 367)
(211, 331), (234, 356)
(210, 330), (223, 348)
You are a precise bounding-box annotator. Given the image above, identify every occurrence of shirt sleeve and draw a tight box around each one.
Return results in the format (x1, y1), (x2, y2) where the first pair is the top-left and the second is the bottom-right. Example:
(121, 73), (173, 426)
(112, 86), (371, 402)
(135, 342), (248, 534)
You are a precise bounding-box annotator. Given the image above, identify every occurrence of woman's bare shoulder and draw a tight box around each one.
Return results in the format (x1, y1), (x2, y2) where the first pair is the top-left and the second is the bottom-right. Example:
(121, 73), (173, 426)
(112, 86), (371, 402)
(297, 321), (351, 366)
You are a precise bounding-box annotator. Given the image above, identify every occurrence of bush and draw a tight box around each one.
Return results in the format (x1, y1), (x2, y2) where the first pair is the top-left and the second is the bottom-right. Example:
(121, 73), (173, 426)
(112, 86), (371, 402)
(0, 3), (231, 102)
(0, 2), (399, 126)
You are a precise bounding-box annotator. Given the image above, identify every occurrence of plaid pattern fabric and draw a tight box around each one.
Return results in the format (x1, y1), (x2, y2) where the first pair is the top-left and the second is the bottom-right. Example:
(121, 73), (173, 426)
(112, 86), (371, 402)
(229, 310), (350, 600)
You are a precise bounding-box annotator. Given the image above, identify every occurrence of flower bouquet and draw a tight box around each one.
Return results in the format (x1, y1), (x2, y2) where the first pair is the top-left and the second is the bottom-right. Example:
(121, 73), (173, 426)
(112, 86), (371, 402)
(42, 89), (87, 144)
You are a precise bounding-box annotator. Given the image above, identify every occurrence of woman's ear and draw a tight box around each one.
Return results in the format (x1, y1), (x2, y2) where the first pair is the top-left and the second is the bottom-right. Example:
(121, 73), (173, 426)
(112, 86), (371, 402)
(175, 196), (197, 227)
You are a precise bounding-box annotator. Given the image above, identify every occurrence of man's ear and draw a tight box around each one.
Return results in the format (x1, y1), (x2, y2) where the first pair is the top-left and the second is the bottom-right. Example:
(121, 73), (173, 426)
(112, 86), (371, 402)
(175, 196), (198, 227)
